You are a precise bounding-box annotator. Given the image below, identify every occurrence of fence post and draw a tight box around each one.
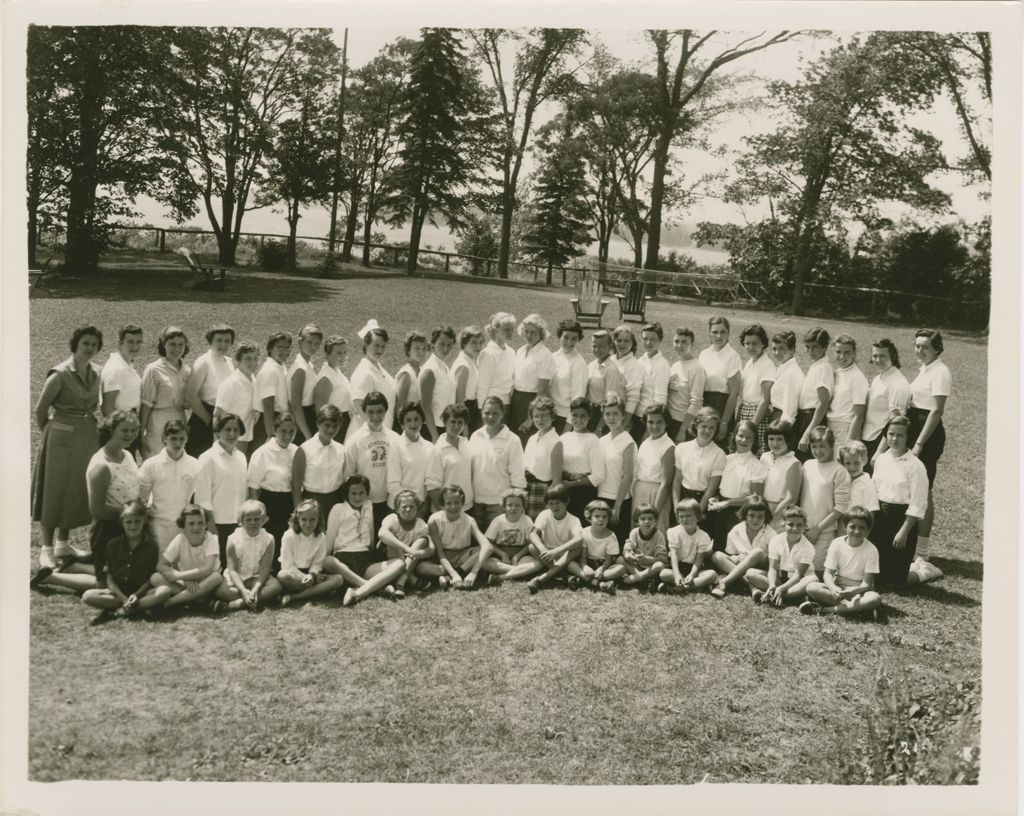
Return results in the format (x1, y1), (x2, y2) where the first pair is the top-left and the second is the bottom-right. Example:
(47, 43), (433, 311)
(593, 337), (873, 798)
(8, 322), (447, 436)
(486, 259), (492, 277)
(260, 235), (265, 250)
(159, 229), (166, 252)
(445, 254), (451, 274)
(393, 247), (400, 269)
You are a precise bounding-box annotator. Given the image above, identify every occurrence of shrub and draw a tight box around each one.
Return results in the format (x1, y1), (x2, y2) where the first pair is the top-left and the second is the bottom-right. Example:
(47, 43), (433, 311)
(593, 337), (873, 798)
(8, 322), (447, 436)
(255, 240), (288, 272)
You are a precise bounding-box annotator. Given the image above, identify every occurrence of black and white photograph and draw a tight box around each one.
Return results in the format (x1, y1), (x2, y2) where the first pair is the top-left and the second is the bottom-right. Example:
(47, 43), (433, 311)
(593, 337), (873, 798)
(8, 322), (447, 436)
(1, 0), (1019, 813)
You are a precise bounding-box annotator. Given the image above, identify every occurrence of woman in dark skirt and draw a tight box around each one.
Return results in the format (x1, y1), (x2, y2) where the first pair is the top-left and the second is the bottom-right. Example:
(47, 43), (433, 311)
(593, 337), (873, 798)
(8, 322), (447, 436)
(246, 412), (299, 569)
(862, 338), (910, 463)
(510, 314), (555, 443)
(698, 316), (742, 449)
(551, 397), (603, 521)
(452, 326), (485, 433)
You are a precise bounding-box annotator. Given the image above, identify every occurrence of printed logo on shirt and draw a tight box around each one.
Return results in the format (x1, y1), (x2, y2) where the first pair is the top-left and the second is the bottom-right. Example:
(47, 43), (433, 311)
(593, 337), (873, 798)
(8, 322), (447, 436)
(368, 440), (389, 467)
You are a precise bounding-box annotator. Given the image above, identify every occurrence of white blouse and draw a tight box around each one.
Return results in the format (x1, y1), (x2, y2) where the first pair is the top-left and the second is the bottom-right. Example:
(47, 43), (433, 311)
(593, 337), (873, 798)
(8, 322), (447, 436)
(476, 340), (516, 404)
(451, 351), (479, 404)
(420, 354), (455, 425)
(798, 357), (834, 411)
(514, 342), (556, 392)
(523, 427), (560, 482)
(674, 439), (726, 491)
(298, 435), (347, 495)
(760, 451), (800, 504)
(699, 345), (742, 394)
(287, 353), (317, 407)
(598, 431), (637, 500)
(246, 439), (297, 493)
(666, 359), (706, 421)
(827, 364), (870, 422)
(558, 431), (605, 487)
(348, 357), (398, 438)
(549, 349), (588, 418)
(871, 450), (928, 518)
(862, 367), (911, 442)
(740, 354), (776, 404)
(191, 350), (235, 404)
(634, 434), (674, 483)
(909, 359), (952, 411)
(395, 362), (422, 405)
(770, 357), (803, 422)
(718, 451), (767, 499)
(316, 364), (353, 413)
(614, 353), (643, 414)
(637, 351), (671, 412)
(389, 433), (436, 503)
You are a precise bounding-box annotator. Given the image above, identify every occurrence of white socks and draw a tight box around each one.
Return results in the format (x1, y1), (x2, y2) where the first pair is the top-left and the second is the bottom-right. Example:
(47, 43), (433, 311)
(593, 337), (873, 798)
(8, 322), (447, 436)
(916, 536), (931, 561)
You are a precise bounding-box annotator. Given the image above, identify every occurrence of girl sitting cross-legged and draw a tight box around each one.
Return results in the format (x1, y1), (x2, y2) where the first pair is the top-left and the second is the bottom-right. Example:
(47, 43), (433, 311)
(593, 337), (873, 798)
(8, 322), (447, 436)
(709, 495), (772, 599)
(618, 503), (669, 590)
(657, 498), (717, 594)
(524, 484), (586, 594)
(149, 504), (223, 610)
(564, 499), (625, 594)
(801, 506), (883, 618)
(744, 505), (817, 607)
(210, 499), (282, 612)
(377, 490), (435, 596)
(277, 499), (345, 606)
(481, 489), (546, 584)
(421, 484), (496, 590)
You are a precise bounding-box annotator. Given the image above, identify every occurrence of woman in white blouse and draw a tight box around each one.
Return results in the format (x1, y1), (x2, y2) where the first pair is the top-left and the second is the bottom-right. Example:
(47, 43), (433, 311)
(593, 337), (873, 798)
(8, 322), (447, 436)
(550, 397), (605, 521)
(737, 324), (775, 453)
(827, 334), (869, 447)
(419, 325), (457, 441)
(475, 312), (517, 424)
(635, 322), (672, 446)
(312, 335), (353, 442)
(795, 327), (834, 461)
(287, 323), (323, 444)
(521, 397), (561, 520)
(549, 319), (589, 435)
(184, 324), (235, 457)
(612, 325), (643, 435)
(510, 314), (555, 442)
(862, 339), (910, 463)
(347, 319), (397, 442)
(452, 325), (484, 432)
(699, 316), (742, 447)
(139, 326), (192, 459)
(246, 412), (298, 565)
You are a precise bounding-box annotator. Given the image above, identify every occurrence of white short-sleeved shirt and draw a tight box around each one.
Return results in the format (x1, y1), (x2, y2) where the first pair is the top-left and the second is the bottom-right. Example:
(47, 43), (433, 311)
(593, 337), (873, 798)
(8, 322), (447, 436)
(215, 370), (258, 442)
(280, 530), (327, 572)
(88, 449), (140, 510)
(740, 354), (776, 404)
(164, 531), (219, 572)
(485, 513), (534, 549)
(667, 525), (712, 563)
(909, 358), (952, 411)
(760, 451), (800, 504)
(451, 351), (479, 404)
(799, 357), (834, 410)
(390, 433), (435, 503)
(768, 532), (816, 576)
(718, 451), (768, 499)
(634, 434), (674, 483)
(316, 364), (353, 413)
(225, 529), (274, 581)
(299, 435), (347, 495)
(533, 508), (584, 549)
(514, 342), (556, 392)
(582, 527), (619, 559)
(139, 448), (199, 523)
(849, 472), (880, 513)
(349, 357), (398, 435)
(559, 431), (605, 487)
(346, 425), (400, 503)
(623, 528), (668, 560)
(799, 460), (851, 530)
(427, 435), (474, 509)
(523, 428), (560, 482)
(862, 366), (911, 441)
(192, 349), (235, 404)
(828, 365), (870, 422)
(699, 345), (742, 394)
(255, 358), (290, 414)
(476, 340), (515, 403)
(395, 362), (422, 405)
(469, 426), (526, 505)
(614, 353), (643, 414)
(674, 439), (727, 491)
(379, 514), (430, 559)
(194, 443), (248, 525)
(326, 500), (374, 553)
(770, 357), (803, 422)
(598, 431), (637, 500)
(667, 358), (706, 421)
(246, 439), (297, 492)
(871, 450), (929, 518)
(101, 351), (142, 412)
(429, 510), (475, 553)
(587, 357), (626, 409)
(725, 522), (772, 557)
(637, 351), (671, 412)
(549, 349), (588, 418)
(824, 535), (880, 586)
(288, 353), (317, 407)
(420, 354), (455, 425)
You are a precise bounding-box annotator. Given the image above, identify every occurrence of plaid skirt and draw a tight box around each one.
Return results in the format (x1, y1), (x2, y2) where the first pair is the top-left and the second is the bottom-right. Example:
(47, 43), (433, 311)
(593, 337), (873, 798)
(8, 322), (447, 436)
(525, 473), (551, 521)
(736, 400), (768, 454)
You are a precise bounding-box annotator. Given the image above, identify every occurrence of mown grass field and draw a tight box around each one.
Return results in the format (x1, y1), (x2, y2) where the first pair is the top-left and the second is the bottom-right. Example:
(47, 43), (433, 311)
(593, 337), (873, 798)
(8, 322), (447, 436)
(26, 260), (985, 783)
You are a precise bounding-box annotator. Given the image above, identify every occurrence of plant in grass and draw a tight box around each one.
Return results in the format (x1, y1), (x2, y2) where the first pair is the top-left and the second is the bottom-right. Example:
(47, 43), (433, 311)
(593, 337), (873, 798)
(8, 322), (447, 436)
(255, 240), (289, 272)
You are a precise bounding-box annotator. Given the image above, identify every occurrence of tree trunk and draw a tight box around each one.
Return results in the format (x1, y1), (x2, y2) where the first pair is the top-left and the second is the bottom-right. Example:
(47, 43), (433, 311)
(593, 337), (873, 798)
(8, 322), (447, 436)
(27, 188), (39, 268)
(406, 203), (424, 276)
(497, 189), (514, 280)
(644, 130), (672, 272)
(286, 198), (300, 271)
(546, 258), (553, 286)
(341, 187), (359, 263)
(361, 197), (375, 267)
(64, 43), (104, 276)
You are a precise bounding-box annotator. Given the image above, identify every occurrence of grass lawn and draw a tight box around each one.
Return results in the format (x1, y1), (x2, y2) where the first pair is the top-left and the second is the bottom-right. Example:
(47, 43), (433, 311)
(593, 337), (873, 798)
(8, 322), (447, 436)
(26, 262), (985, 784)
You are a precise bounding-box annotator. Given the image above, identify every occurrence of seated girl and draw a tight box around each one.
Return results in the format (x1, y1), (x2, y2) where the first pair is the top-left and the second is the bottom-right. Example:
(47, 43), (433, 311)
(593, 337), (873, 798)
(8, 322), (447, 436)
(422, 485), (496, 590)
(743, 505), (817, 607)
(377, 489), (435, 596)
(618, 503), (669, 589)
(211, 499), (282, 612)
(150, 504), (223, 610)
(709, 495), (772, 598)
(277, 499), (345, 606)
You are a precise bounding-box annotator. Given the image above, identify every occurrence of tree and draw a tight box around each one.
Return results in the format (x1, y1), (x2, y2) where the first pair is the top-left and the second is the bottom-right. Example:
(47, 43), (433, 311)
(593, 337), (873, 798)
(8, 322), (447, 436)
(643, 29), (801, 272)
(727, 34), (951, 314)
(159, 28), (310, 265)
(522, 123), (592, 284)
(468, 28), (587, 278)
(387, 28), (495, 275)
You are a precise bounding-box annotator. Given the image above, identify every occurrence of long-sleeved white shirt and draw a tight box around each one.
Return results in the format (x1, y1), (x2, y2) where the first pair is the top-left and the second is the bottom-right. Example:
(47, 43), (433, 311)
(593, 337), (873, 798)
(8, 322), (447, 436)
(637, 351), (671, 413)
(470, 426), (525, 505)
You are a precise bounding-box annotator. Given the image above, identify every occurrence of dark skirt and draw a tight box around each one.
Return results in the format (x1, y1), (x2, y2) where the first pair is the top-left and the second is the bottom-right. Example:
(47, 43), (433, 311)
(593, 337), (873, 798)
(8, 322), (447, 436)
(260, 488), (294, 569)
(677, 487), (714, 536)
(303, 488), (342, 528)
(791, 408), (816, 463)
(702, 391), (732, 451)
(563, 475), (597, 522)
(552, 416), (567, 435)
(293, 404), (318, 446)
(873, 501), (917, 589)
(510, 389), (537, 443)
(863, 432), (884, 466)
(907, 407), (945, 487)
(464, 399), (481, 434)
(32, 412), (99, 530)
(608, 497), (633, 545)
(628, 417), (647, 447)
(87, 517), (124, 565)
(215, 522), (235, 569)
(665, 416), (683, 444)
(525, 473), (551, 521)
(185, 401), (216, 457)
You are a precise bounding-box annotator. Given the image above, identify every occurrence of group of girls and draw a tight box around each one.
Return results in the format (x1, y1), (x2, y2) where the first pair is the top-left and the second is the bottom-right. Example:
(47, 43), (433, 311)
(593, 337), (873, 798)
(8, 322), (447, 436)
(30, 311), (951, 619)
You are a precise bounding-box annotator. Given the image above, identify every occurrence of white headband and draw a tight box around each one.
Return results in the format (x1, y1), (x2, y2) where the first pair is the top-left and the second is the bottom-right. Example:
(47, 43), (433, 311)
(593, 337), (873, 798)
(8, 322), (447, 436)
(358, 319), (380, 341)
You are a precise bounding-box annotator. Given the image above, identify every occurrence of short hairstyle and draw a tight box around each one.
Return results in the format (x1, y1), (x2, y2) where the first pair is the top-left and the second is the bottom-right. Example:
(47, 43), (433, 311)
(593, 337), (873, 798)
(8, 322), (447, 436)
(233, 340), (259, 362)
(393, 489), (420, 509)
(99, 409), (139, 445)
(342, 474), (371, 500)
(70, 324), (104, 353)
(804, 327), (830, 348)
(591, 329), (612, 347)
(120, 499), (149, 521)
(157, 326), (189, 357)
(584, 499), (612, 522)
(915, 328), (944, 354)
(601, 393), (626, 413)
(362, 325), (390, 349)
(737, 495), (771, 523)
(297, 323), (323, 342)
(644, 404), (668, 421)
(556, 319), (583, 339)
(844, 505), (874, 530)
(398, 400), (426, 423)
(633, 502), (659, 523)
(807, 425), (834, 446)
(430, 325), (456, 345)
(888, 415), (911, 431)
(316, 404), (342, 425)
(612, 325), (637, 353)
(782, 505), (808, 524)
(324, 334), (348, 355)
(693, 406), (721, 427)
(213, 412), (245, 435)
(765, 419), (792, 441)
(441, 403), (470, 424)
(176, 503), (207, 529)
(675, 498), (702, 521)
(363, 390), (389, 411)
(772, 330), (797, 351)
(674, 327), (695, 343)
(734, 419), (760, 454)
(440, 484), (466, 504)
(708, 315), (730, 332)
(501, 488), (527, 509)
(641, 322), (664, 341)
(569, 397), (594, 416)
(529, 396), (555, 417)
(481, 395), (505, 412)
(838, 440), (868, 464)
(518, 313), (549, 340)
(543, 483), (569, 504)
(485, 312), (516, 340)
(459, 325), (485, 348)
(237, 499), (268, 526)
(288, 499), (323, 534)
(739, 324), (769, 347)
(161, 419), (188, 439)
(833, 334), (856, 351)
(872, 338), (901, 369)
(205, 323), (236, 344)
(274, 411), (297, 431)
(266, 331), (292, 354)
(403, 330), (428, 355)
(118, 324), (143, 343)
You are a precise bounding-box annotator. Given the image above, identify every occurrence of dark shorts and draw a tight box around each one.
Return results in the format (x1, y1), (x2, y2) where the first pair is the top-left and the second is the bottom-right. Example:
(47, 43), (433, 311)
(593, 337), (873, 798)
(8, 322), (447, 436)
(907, 408), (944, 487)
(87, 518), (124, 565)
(185, 401), (216, 457)
(791, 408), (816, 462)
(873, 501), (917, 589)
(332, 550), (384, 576)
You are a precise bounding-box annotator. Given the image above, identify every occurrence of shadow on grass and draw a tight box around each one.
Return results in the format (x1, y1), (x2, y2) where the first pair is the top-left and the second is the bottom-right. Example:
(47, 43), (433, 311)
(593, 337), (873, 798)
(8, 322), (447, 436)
(891, 583), (981, 608)
(930, 556), (983, 582)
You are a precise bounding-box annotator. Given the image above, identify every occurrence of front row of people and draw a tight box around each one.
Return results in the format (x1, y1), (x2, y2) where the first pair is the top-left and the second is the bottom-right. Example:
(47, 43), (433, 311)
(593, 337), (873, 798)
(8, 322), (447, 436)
(61, 474), (887, 623)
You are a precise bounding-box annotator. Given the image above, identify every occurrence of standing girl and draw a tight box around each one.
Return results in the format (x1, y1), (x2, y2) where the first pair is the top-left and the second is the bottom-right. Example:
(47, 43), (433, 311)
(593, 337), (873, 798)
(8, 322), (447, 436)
(511, 314), (555, 441)
(469, 396), (526, 533)
(389, 401), (436, 517)
(666, 327), (705, 443)
(795, 328), (833, 461)
(288, 323), (323, 443)
(549, 319), (588, 435)
(706, 420), (767, 552)
(596, 394), (637, 544)
(672, 407), (726, 533)
(862, 339), (910, 463)
(550, 398), (605, 522)
(759, 420), (802, 533)
(522, 397), (561, 521)
(612, 325), (643, 436)
(312, 335), (353, 442)
(184, 324), (235, 456)
(585, 330), (626, 434)
(418, 325), (457, 440)
(246, 412), (299, 565)
(631, 406), (675, 532)
(214, 340), (260, 458)
(768, 330), (804, 453)
(452, 326), (484, 432)
(426, 403), (475, 514)
(635, 322), (671, 445)
(827, 335), (869, 447)
(345, 392), (401, 533)
(394, 330), (428, 429)
(475, 312), (517, 424)
(699, 316), (742, 446)
(139, 326), (192, 459)
(737, 324), (775, 452)
(138, 420), (199, 547)
(348, 320), (398, 440)
(291, 405), (347, 524)
(253, 331), (293, 450)
(799, 425), (851, 572)
(194, 413), (248, 567)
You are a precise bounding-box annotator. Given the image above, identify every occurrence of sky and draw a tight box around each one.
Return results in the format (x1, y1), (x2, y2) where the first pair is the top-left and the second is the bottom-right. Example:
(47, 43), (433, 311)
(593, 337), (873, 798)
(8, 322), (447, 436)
(130, 28), (991, 258)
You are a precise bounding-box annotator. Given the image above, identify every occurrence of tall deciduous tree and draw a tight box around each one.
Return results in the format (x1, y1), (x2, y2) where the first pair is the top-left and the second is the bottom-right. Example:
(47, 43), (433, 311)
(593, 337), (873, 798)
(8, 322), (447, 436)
(468, 28), (587, 279)
(643, 29), (800, 272)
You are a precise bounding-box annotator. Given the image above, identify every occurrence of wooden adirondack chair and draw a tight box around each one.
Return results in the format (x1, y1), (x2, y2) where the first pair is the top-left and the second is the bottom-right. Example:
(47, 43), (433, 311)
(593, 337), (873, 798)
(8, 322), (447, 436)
(616, 279), (651, 323)
(28, 258), (53, 297)
(176, 247), (227, 290)
(571, 272), (610, 328)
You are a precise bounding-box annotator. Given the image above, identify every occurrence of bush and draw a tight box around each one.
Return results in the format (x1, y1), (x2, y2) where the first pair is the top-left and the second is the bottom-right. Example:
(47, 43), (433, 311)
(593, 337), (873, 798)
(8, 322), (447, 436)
(255, 240), (289, 272)
(316, 252), (339, 279)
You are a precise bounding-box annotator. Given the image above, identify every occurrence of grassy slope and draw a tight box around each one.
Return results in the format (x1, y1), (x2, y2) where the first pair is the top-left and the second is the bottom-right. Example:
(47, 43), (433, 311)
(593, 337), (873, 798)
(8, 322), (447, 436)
(27, 265), (984, 783)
